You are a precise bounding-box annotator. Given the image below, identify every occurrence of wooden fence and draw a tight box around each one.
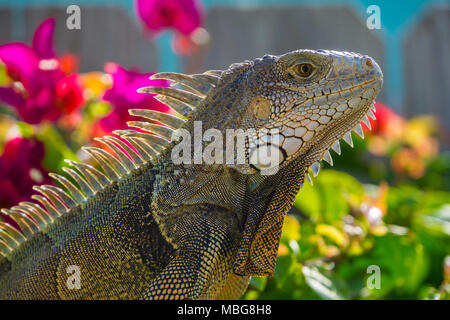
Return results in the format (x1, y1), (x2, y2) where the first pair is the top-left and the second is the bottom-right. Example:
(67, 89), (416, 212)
(0, 5), (448, 129)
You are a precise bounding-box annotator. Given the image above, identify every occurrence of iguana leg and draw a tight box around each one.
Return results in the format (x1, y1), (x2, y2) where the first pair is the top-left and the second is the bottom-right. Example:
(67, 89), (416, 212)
(143, 206), (247, 300)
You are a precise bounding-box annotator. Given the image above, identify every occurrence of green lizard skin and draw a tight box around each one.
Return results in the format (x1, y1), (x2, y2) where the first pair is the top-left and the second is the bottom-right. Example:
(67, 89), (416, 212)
(0, 49), (382, 299)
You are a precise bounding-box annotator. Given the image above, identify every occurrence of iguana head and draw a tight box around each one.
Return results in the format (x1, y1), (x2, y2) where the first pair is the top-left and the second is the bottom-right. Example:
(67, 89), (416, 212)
(230, 49), (383, 176)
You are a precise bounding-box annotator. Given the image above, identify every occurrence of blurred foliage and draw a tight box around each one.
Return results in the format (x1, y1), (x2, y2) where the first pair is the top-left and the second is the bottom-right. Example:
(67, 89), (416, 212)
(243, 118), (450, 300)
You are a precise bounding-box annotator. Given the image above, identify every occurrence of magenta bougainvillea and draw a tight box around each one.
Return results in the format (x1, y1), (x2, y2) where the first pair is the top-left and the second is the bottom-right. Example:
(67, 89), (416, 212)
(0, 18), (84, 124)
(98, 62), (170, 134)
(135, 0), (204, 36)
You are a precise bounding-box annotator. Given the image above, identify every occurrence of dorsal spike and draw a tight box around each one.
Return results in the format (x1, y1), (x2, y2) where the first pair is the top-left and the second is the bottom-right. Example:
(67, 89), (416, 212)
(127, 137), (159, 158)
(137, 86), (203, 107)
(125, 122), (175, 140)
(49, 173), (87, 204)
(33, 185), (69, 214)
(112, 129), (138, 136)
(367, 109), (376, 120)
(15, 211), (40, 236)
(65, 160), (108, 191)
(129, 109), (186, 129)
(0, 221), (27, 243)
(31, 194), (61, 219)
(0, 224), (23, 248)
(150, 72), (211, 96)
(203, 70), (223, 77)
(171, 83), (205, 97)
(85, 164), (111, 187)
(0, 239), (13, 257)
(192, 73), (220, 86)
(90, 148), (127, 177)
(1, 209), (38, 238)
(94, 137), (135, 172)
(41, 185), (77, 209)
(117, 131), (168, 151)
(19, 202), (53, 224)
(62, 167), (95, 197)
(154, 95), (193, 117)
(106, 136), (145, 166)
(14, 203), (49, 227)
(82, 147), (121, 181)
(120, 137), (153, 161)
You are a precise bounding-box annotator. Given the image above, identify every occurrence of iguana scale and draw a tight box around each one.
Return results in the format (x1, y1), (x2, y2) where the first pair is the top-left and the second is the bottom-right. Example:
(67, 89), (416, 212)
(0, 49), (382, 299)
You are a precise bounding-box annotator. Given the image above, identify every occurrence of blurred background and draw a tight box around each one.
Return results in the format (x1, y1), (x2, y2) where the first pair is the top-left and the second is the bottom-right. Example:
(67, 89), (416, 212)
(0, 0), (449, 299)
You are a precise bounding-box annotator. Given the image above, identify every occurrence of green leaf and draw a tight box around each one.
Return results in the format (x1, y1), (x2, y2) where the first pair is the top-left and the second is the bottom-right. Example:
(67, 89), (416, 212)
(415, 204), (450, 237)
(0, 62), (9, 86)
(336, 233), (429, 298)
(249, 276), (267, 292)
(37, 124), (78, 172)
(16, 121), (35, 138)
(85, 101), (111, 120)
(302, 265), (348, 300)
(294, 170), (364, 223)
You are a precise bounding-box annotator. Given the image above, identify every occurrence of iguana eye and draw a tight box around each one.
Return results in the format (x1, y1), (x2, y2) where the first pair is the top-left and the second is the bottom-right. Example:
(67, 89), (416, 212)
(294, 63), (314, 77)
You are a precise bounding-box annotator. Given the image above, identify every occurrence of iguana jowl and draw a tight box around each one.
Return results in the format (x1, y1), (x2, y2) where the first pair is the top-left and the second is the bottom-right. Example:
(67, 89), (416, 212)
(0, 49), (382, 299)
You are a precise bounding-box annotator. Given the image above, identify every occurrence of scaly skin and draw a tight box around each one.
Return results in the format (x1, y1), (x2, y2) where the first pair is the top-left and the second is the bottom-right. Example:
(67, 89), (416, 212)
(0, 49), (382, 299)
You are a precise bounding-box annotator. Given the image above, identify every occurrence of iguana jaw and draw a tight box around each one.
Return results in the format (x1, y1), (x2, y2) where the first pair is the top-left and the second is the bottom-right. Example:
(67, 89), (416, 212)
(298, 77), (382, 181)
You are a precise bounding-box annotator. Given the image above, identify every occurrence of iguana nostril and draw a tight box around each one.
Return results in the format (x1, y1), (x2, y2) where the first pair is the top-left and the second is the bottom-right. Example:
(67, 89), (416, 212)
(365, 58), (373, 68)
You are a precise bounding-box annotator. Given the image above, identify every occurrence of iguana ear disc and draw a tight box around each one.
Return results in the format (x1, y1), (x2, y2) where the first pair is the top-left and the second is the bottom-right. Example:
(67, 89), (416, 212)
(250, 97), (271, 121)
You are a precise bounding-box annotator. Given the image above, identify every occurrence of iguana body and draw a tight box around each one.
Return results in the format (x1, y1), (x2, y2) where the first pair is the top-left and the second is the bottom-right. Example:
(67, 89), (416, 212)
(0, 49), (382, 299)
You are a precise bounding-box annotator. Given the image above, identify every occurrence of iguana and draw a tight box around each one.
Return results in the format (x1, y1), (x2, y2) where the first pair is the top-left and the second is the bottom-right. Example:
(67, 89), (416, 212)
(0, 49), (382, 299)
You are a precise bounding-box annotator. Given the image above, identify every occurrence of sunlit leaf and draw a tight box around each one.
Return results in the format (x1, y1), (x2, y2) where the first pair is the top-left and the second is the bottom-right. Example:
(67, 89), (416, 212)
(281, 215), (301, 242)
(294, 170), (364, 223)
(316, 224), (348, 247)
(16, 121), (34, 138)
(249, 276), (267, 292)
(37, 123), (78, 171)
(302, 265), (348, 300)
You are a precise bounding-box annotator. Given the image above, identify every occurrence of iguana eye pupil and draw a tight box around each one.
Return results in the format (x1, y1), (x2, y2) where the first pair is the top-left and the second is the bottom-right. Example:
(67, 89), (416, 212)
(295, 63), (314, 77)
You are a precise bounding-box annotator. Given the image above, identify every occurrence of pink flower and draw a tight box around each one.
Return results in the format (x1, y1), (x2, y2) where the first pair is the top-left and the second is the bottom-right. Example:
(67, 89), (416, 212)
(0, 137), (51, 211)
(98, 62), (170, 135)
(0, 18), (84, 124)
(135, 0), (204, 36)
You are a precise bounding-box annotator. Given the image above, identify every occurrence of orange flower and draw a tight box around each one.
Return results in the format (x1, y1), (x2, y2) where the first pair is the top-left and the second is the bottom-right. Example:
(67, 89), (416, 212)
(391, 148), (425, 179)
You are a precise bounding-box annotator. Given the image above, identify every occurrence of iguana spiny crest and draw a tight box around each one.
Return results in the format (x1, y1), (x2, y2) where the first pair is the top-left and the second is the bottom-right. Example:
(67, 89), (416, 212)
(0, 49), (382, 299)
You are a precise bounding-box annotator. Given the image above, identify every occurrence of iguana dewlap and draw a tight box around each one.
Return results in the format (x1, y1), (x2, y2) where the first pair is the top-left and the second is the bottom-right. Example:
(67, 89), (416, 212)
(0, 49), (382, 299)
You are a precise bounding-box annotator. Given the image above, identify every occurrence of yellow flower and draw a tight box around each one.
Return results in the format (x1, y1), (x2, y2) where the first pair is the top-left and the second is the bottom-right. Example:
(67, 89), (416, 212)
(81, 72), (112, 100)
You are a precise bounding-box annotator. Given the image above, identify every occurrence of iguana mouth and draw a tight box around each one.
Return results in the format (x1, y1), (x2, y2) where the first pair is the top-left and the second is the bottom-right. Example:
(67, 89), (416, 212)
(300, 81), (381, 183)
